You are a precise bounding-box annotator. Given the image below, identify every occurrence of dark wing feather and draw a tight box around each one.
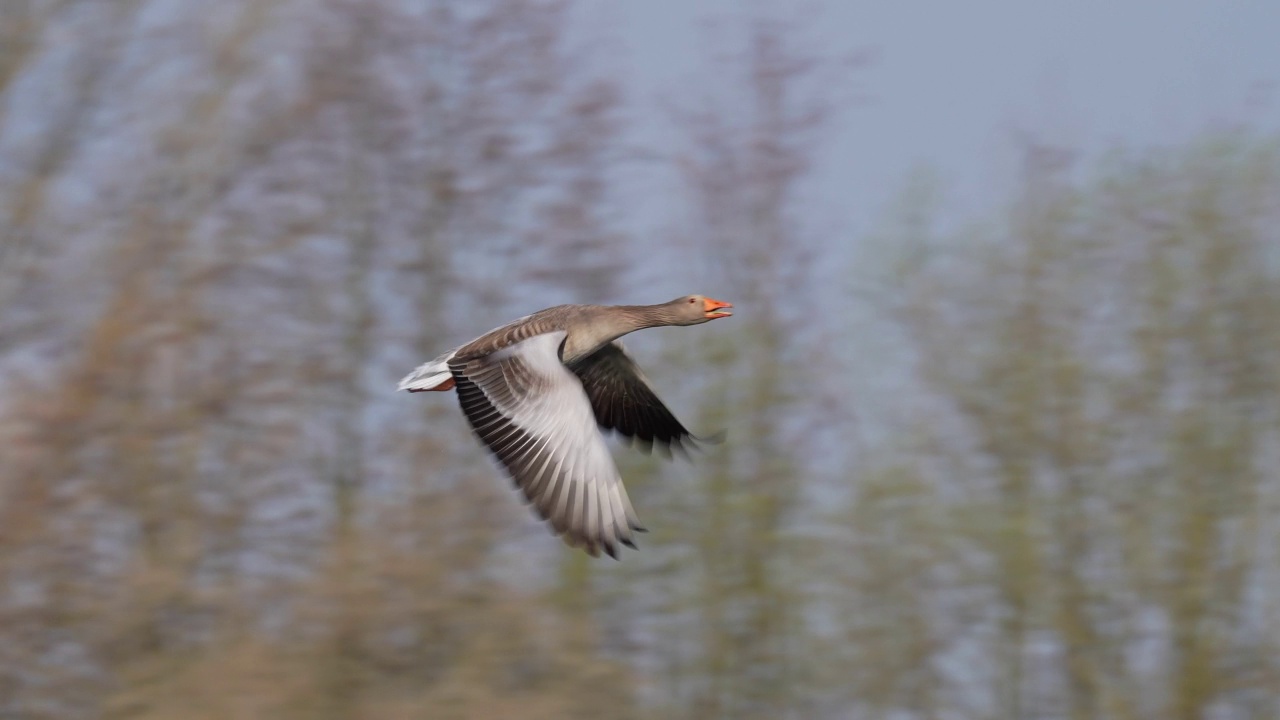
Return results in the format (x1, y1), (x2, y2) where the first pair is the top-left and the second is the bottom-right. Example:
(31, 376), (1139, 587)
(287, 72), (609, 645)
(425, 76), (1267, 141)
(568, 342), (699, 455)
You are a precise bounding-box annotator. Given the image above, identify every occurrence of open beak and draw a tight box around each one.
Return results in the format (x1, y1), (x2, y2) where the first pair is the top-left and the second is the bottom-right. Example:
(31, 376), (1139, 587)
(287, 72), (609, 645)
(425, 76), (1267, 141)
(702, 297), (734, 319)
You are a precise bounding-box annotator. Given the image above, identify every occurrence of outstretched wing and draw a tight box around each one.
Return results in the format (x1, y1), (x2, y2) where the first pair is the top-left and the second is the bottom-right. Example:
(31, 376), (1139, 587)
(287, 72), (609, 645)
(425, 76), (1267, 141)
(568, 342), (700, 456)
(449, 332), (644, 558)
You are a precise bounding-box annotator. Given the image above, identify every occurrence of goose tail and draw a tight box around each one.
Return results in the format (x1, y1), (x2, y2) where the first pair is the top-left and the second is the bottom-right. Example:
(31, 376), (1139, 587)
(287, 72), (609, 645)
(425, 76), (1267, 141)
(398, 351), (457, 392)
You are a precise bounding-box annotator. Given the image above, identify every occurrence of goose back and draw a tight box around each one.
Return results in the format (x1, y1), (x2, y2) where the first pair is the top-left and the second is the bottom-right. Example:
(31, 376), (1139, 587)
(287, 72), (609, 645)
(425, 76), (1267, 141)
(454, 304), (675, 365)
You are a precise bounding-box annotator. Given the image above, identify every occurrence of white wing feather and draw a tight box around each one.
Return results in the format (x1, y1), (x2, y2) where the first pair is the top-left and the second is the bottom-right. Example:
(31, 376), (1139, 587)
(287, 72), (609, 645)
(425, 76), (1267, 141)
(451, 332), (641, 556)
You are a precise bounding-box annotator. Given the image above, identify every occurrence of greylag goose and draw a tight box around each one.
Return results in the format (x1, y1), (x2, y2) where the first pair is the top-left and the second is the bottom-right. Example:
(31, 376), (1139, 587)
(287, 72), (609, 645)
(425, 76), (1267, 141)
(398, 295), (734, 558)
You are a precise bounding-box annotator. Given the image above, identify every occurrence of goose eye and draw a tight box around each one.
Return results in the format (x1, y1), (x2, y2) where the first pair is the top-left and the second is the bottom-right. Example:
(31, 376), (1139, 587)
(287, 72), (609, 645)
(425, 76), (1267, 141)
(688, 297), (696, 303)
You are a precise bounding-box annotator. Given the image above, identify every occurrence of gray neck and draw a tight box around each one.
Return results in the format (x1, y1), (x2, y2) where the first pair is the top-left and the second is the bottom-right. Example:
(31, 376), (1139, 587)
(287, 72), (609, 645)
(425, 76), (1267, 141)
(565, 303), (681, 361)
(607, 303), (683, 332)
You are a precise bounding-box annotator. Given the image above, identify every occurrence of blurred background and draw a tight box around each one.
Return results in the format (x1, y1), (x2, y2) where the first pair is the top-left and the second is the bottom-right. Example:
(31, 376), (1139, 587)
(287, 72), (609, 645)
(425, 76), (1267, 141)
(1, 1), (1279, 718)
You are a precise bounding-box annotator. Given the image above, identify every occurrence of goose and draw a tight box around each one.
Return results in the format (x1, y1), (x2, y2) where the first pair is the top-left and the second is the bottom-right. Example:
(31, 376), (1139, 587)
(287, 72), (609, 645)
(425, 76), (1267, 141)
(398, 295), (734, 558)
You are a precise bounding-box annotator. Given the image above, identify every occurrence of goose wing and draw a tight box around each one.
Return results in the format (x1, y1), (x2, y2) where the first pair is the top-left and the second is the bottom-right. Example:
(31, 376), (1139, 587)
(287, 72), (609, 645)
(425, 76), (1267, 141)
(449, 332), (643, 558)
(568, 342), (697, 455)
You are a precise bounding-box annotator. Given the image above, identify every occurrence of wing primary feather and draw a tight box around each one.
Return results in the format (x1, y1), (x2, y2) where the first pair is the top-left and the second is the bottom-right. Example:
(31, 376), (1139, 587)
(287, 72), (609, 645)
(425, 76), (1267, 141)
(449, 332), (647, 556)
(524, 438), (559, 499)
(570, 342), (702, 456)
(586, 478), (600, 543)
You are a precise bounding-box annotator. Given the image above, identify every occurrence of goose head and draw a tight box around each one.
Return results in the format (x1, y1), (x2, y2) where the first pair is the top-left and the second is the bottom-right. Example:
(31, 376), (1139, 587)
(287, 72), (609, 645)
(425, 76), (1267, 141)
(669, 294), (733, 324)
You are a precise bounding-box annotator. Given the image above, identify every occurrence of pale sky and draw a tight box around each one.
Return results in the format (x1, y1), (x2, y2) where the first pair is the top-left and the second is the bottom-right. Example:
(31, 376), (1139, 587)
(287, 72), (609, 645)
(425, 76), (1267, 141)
(610, 0), (1280, 241)
(600, 0), (1280, 448)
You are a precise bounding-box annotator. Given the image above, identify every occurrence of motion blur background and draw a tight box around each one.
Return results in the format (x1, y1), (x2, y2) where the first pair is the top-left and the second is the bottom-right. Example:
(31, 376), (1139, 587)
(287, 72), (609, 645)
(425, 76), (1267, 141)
(2, 1), (1279, 718)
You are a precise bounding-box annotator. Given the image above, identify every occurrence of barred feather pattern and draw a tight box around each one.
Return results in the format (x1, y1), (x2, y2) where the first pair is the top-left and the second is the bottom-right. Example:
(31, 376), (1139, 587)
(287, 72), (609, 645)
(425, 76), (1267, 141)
(450, 332), (644, 558)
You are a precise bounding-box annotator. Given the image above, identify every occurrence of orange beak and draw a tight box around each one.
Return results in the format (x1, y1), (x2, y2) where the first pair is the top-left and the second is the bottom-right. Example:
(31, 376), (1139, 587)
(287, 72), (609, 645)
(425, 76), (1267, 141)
(702, 297), (734, 319)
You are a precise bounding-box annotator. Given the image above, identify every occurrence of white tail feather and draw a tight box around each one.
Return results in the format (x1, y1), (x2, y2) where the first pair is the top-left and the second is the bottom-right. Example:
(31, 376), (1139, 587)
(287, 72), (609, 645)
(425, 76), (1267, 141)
(398, 350), (456, 391)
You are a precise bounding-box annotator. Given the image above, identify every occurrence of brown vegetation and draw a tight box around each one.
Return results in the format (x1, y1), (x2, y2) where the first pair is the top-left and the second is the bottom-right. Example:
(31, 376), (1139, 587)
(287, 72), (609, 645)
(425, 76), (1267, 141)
(1, 2), (1278, 719)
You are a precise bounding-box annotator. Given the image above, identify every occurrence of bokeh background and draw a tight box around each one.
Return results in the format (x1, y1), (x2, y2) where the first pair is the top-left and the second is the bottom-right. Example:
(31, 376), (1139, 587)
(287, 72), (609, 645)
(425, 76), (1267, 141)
(2, 1), (1279, 718)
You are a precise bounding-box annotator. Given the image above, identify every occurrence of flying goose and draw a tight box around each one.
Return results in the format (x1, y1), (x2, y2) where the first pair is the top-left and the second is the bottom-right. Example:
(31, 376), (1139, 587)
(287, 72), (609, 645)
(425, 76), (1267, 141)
(398, 295), (734, 558)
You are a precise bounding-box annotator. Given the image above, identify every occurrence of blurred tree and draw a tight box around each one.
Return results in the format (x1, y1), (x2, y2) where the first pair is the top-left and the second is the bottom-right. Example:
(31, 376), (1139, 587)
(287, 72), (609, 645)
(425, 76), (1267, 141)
(0, 0), (632, 717)
(873, 131), (1280, 719)
(3, 0), (1278, 718)
(601, 13), (858, 720)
